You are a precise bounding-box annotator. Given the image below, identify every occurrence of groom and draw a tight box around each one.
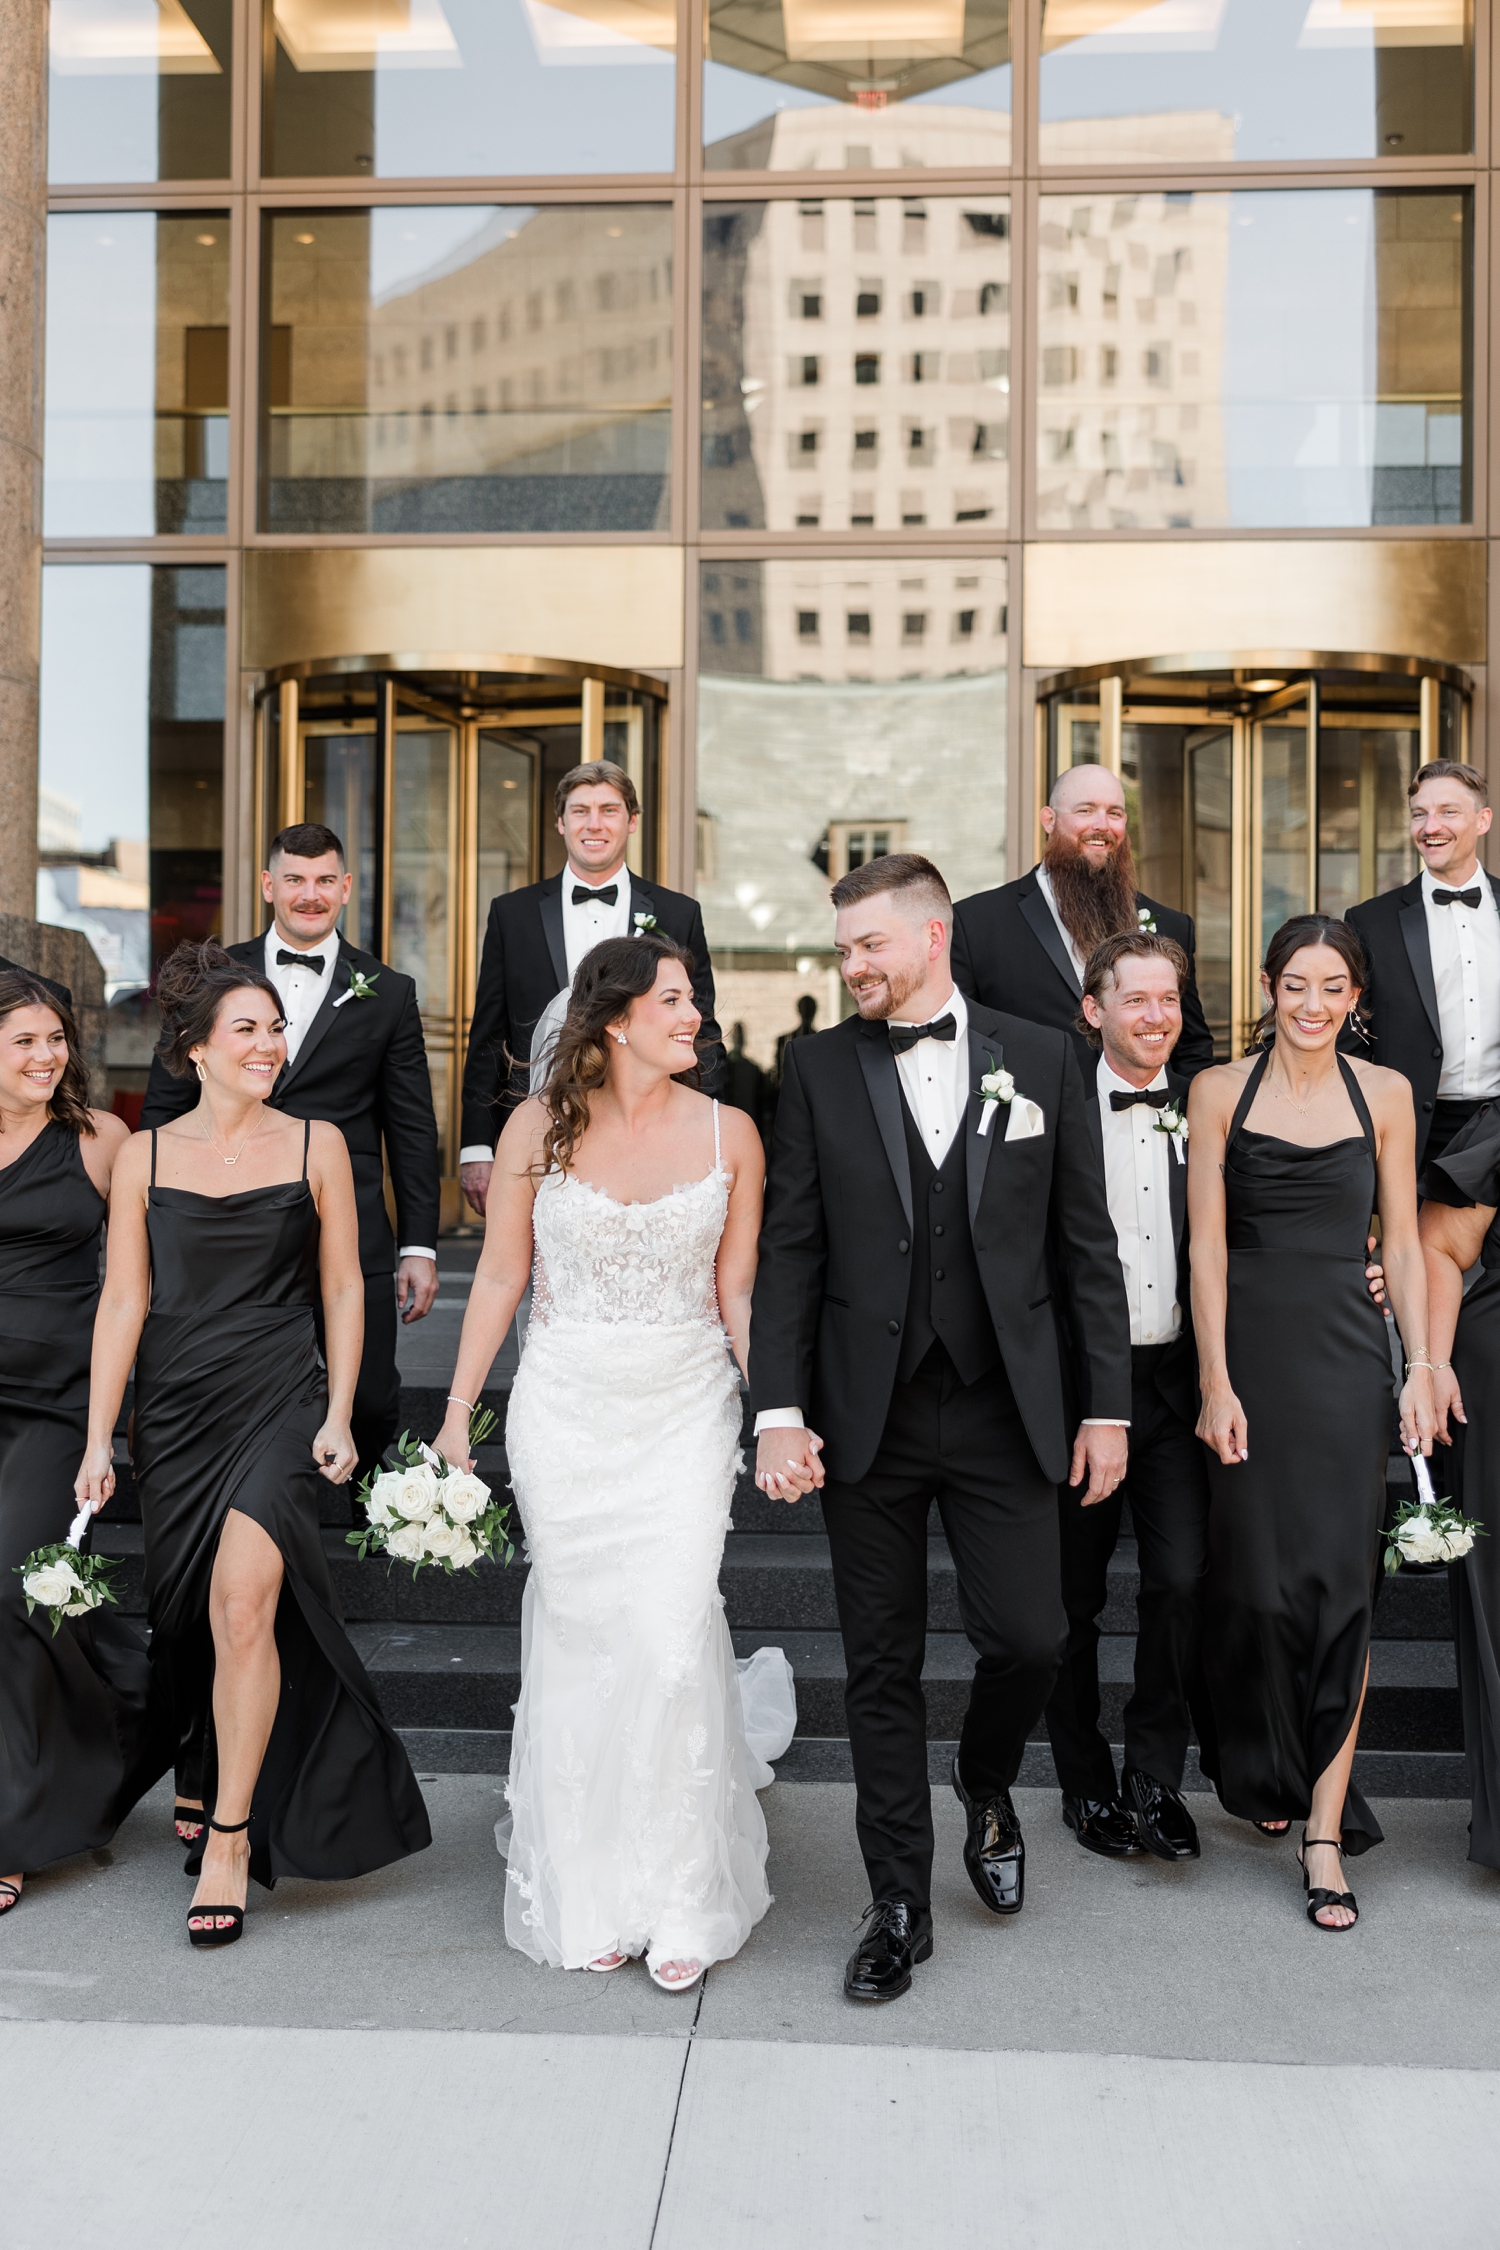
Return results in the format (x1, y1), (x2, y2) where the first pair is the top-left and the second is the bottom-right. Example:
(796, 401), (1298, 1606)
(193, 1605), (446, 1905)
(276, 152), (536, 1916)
(751, 854), (1131, 2002)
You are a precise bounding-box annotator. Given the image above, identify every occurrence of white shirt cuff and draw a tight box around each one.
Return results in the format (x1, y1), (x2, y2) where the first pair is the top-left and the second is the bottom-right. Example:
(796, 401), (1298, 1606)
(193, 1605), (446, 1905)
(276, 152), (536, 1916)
(398, 1246), (437, 1262)
(753, 1408), (805, 1434)
(1080, 1418), (1131, 1427)
(459, 1145), (494, 1165)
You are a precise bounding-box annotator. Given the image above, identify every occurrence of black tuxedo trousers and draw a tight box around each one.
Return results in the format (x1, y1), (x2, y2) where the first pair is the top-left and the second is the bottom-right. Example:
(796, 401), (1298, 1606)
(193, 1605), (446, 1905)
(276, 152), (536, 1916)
(1045, 1345), (1214, 1798)
(821, 1339), (1064, 1926)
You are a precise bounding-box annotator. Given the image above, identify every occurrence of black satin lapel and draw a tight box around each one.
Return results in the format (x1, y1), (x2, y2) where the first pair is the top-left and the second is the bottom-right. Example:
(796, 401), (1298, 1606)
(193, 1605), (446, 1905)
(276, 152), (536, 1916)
(1019, 884), (1082, 999)
(273, 942), (346, 1092)
(1166, 1066), (1188, 1250)
(964, 1026), (999, 1236)
(1084, 1087), (1105, 1171)
(855, 1032), (913, 1231)
(627, 875), (656, 931)
(1398, 891), (1440, 1040)
(539, 881), (568, 991)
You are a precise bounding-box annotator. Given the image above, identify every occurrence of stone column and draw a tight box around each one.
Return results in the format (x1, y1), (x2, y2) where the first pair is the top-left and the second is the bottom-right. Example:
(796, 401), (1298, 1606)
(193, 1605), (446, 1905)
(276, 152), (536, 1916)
(0, 0), (47, 918)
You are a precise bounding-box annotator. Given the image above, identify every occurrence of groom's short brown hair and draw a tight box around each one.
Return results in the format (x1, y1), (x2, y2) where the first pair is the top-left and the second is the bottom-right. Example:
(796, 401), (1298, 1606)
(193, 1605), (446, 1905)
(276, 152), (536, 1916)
(830, 851), (951, 922)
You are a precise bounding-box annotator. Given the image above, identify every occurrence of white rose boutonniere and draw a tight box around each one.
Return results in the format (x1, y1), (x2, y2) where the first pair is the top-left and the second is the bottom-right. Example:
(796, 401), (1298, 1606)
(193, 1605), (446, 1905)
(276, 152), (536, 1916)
(1137, 907), (1158, 935)
(1152, 1102), (1189, 1165)
(975, 1053), (1046, 1141)
(333, 967), (380, 1009)
(632, 911), (658, 935)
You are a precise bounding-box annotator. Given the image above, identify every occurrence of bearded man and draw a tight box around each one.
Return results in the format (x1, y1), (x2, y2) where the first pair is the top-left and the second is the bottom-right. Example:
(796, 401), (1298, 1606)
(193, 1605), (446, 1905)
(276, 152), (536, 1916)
(951, 764), (1216, 1080)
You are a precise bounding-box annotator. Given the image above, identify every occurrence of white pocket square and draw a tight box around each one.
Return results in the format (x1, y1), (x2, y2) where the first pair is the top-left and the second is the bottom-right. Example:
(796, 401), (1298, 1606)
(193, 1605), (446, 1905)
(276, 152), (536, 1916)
(1004, 1096), (1046, 1142)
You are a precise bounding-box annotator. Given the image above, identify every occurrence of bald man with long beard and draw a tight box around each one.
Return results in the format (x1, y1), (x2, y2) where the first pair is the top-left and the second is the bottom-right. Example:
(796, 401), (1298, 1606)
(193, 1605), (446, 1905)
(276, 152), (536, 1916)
(952, 764), (1216, 1081)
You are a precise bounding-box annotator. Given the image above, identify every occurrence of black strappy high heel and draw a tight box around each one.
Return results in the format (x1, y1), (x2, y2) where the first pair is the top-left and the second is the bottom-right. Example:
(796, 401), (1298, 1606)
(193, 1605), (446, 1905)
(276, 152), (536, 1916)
(187, 1814), (250, 1949)
(1298, 1831), (1359, 1932)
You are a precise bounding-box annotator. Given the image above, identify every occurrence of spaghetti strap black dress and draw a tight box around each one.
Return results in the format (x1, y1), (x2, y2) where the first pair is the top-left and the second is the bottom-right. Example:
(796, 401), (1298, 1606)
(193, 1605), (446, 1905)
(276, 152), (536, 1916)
(134, 1123), (429, 1890)
(1201, 1051), (1391, 1854)
(0, 1122), (162, 1872)
(1424, 1104), (1500, 1868)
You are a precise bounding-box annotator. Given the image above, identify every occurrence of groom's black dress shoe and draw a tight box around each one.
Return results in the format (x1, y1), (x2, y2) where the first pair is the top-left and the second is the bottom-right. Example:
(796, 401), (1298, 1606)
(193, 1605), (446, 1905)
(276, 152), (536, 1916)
(1123, 1766), (1201, 1862)
(1061, 1794), (1144, 1859)
(844, 1900), (933, 2003)
(951, 1758), (1025, 1914)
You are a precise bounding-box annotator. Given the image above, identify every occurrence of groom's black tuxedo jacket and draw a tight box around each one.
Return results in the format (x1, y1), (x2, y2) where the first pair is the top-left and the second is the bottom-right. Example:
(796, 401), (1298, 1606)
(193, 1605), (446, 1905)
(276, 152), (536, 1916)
(141, 935), (441, 1276)
(951, 870), (1217, 1083)
(460, 869), (725, 1149)
(1081, 1060), (1198, 1430)
(1345, 869), (1500, 1167)
(749, 1000), (1132, 1488)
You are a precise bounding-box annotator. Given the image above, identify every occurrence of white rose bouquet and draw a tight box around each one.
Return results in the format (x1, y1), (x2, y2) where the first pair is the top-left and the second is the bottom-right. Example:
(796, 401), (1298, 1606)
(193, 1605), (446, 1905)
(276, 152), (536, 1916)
(1382, 1451), (1484, 1576)
(348, 1408), (514, 1579)
(17, 1504), (121, 1636)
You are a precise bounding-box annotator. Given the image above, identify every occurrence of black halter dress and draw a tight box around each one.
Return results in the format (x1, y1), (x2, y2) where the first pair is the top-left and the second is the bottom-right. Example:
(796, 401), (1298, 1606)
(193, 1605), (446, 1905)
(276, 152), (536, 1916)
(1200, 1052), (1392, 1854)
(134, 1123), (429, 1889)
(0, 1122), (162, 1871)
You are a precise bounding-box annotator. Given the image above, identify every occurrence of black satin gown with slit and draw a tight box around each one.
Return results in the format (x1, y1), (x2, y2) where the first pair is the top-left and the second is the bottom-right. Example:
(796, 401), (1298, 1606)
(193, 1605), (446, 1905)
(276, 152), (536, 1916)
(1201, 1052), (1392, 1854)
(134, 1123), (430, 1889)
(1424, 1104), (1500, 1868)
(0, 1122), (164, 1871)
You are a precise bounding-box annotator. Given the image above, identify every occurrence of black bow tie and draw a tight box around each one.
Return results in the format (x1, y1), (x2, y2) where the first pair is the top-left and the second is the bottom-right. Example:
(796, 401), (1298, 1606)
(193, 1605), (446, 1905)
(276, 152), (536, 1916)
(889, 1015), (957, 1055)
(1432, 886), (1482, 908)
(572, 883), (618, 907)
(276, 948), (324, 973)
(1110, 1087), (1171, 1112)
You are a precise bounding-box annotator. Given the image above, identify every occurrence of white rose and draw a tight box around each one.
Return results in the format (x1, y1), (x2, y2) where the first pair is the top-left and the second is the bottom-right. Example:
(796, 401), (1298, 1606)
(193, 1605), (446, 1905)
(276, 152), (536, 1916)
(393, 1467), (441, 1522)
(366, 1470), (405, 1528)
(24, 1561), (84, 1608)
(449, 1535), (479, 1571)
(1440, 1525), (1476, 1561)
(63, 1591), (101, 1616)
(440, 1471), (489, 1524)
(422, 1517), (463, 1560)
(1398, 1517), (1444, 1565)
(385, 1520), (425, 1562)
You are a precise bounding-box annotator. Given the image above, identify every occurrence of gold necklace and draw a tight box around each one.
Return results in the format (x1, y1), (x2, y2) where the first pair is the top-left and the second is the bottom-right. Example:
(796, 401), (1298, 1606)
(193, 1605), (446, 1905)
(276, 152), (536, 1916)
(1267, 1064), (1325, 1118)
(199, 1119), (255, 1166)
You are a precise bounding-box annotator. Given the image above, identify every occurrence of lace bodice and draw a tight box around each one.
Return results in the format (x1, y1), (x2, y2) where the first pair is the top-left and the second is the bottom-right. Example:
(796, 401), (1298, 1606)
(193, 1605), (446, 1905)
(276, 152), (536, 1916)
(530, 1103), (730, 1330)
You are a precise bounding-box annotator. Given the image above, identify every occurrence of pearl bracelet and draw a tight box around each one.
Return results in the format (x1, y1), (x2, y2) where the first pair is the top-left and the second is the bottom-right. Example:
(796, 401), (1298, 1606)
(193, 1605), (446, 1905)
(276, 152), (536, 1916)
(447, 1394), (474, 1412)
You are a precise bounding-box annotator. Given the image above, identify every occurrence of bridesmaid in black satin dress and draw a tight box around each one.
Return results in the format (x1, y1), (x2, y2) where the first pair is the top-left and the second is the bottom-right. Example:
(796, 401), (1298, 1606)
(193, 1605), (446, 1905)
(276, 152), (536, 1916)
(0, 973), (162, 1914)
(1421, 1104), (1500, 1868)
(1188, 915), (1435, 1932)
(77, 941), (428, 1947)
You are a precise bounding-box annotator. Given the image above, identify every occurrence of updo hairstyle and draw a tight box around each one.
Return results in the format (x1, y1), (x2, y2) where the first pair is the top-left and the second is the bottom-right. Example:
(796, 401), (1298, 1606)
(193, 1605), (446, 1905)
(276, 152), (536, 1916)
(1248, 914), (1372, 1053)
(154, 939), (286, 1078)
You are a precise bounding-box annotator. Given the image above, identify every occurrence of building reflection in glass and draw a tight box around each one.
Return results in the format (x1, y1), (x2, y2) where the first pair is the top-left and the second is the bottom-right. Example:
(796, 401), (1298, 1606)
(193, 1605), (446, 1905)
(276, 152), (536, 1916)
(697, 557), (1007, 1081)
(262, 205), (673, 533)
(48, 0), (233, 184)
(1035, 185), (1470, 530)
(703, 191), (1009, 532)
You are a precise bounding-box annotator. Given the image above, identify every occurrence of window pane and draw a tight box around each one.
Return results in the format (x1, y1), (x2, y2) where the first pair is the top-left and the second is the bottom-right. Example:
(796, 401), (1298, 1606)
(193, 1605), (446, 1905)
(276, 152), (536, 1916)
(49, 0), (233, 183)
(1035, 188), (1470, 531)
(698, 558), (1007, 1097)
(704, 197), (1009, 532)
(44, 213), (231, 538)
(263, 206), (672, 534)
(39, 564), (225, 1111)
(264, 0), (675, 177)
(705, 0), (1010, 170)
(1039, 0), (1471, 164)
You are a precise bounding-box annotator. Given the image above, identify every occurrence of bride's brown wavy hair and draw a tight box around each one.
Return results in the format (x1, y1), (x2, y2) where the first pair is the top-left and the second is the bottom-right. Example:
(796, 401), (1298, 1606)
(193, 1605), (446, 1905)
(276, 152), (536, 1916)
(539, 931), (701, 1177)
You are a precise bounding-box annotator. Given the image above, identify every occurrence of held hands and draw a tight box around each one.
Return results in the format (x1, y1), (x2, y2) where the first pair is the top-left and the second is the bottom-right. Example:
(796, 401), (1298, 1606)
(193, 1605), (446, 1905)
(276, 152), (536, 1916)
(755, 1426), (825, 1503)
(397, 1256), (439, 1324)
(73, 1439), (116, 1514)
(312, 1420), (358, 1484)
(1069, 1423), (1128, 1506)
(1197, 1383), (1249, 1467)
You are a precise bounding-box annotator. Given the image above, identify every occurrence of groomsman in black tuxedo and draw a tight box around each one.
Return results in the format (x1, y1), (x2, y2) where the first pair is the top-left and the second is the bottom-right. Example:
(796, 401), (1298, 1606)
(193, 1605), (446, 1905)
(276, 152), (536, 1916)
(458, 759), (724, 1216)
(1345, 760), (1500, 1172)
(1046, 929), (1212, 1865)
(142, 822), (442, 1487)
(750, 853), (1131, 2003)
(951, 762), (1216, 1081)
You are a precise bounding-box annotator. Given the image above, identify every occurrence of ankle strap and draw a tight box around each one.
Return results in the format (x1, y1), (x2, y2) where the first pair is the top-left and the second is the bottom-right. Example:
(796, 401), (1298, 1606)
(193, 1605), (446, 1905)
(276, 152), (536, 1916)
(208, 1815), (251, 1834)
(1303, 1836), (1343, 1851)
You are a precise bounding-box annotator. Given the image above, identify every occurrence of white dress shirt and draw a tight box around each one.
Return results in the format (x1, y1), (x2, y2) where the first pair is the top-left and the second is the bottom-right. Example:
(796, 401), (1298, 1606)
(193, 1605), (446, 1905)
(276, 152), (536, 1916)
(563, 865), (632, 980)
(1424, 863), (1500, 1101)
(265, 928), (435, 1265)
(1035, 864), (1087, 985)
(1097, 1055), (1181, 1349)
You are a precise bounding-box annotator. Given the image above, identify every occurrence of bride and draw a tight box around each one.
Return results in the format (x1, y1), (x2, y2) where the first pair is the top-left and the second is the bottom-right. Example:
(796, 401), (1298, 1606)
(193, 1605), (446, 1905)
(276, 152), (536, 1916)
(434, 931), (787, 1991)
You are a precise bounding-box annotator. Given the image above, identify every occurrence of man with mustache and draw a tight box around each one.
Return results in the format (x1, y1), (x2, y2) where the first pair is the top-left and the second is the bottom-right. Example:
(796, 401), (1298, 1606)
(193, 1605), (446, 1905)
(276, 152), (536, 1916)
(951, 764), (1216, 1081)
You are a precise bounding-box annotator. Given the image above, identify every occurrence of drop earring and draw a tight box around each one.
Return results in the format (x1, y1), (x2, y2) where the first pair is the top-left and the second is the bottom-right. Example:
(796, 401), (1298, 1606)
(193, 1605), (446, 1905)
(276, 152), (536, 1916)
(194, 1061), (207, 1083)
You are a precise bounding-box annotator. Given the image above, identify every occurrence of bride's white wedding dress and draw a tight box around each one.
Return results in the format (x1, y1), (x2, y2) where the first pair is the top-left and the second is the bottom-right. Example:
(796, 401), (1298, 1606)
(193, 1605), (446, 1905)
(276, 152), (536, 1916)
(499, 1103), (789, 1973)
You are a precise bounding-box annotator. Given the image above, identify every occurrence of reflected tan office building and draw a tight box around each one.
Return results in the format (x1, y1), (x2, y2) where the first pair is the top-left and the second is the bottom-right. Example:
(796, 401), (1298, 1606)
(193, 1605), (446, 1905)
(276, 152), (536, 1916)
(27, 0), (1494, 1200)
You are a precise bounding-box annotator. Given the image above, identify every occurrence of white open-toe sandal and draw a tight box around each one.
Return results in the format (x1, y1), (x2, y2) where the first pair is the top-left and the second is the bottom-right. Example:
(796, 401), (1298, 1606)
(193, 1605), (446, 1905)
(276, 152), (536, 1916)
(648, 1959), (704, 1994)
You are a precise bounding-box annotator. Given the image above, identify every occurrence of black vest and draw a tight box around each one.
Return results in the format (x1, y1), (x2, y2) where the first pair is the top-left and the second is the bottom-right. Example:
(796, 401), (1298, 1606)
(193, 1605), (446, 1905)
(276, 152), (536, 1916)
(897, 1094), (1002, 1386)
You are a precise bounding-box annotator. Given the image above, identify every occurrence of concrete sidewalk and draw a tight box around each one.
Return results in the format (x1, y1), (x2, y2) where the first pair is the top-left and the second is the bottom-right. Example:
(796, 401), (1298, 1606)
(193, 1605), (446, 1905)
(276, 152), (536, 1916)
(5, 1776), (1499, 2246)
